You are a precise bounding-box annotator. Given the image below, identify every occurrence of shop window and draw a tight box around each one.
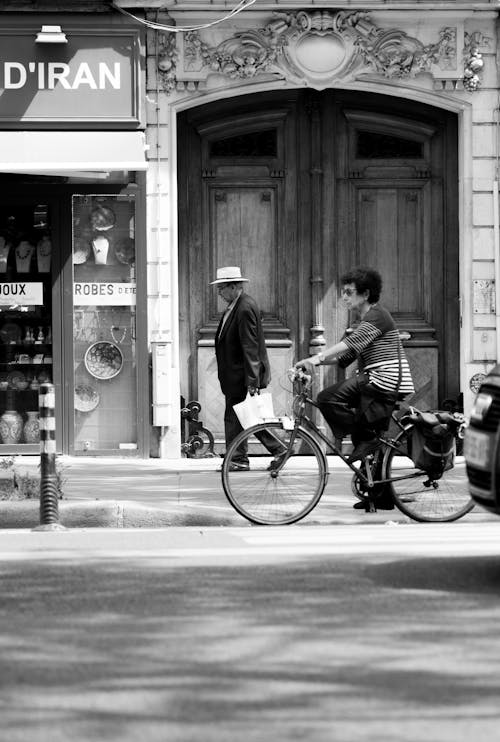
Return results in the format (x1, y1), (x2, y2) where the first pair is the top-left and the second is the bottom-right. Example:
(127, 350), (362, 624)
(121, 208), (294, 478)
(72, 194), (137, 453)
(210, 129), (277, 157)
(356, 131), (423, 159)
(0, 202), (52, 447)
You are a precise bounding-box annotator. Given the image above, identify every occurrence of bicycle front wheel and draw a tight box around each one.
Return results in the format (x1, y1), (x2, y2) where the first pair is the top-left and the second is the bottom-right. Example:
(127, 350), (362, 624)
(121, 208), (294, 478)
(222, 422), (328, 525)
(383, 424), (474, 522)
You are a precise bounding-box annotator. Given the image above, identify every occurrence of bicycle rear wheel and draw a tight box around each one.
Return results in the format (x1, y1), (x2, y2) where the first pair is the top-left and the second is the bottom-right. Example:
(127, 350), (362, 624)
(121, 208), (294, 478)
(383, 424), (474, 522)
(222, 422), (328, 525)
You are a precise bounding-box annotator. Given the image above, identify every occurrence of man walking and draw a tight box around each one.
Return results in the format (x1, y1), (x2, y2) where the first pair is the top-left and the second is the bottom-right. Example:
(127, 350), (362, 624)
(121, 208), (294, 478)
(211, 266), (284, 470)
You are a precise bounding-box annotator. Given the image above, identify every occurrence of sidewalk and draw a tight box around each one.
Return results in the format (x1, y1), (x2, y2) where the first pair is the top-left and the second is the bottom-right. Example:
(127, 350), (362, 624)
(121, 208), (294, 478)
(0, 453), (494, 529)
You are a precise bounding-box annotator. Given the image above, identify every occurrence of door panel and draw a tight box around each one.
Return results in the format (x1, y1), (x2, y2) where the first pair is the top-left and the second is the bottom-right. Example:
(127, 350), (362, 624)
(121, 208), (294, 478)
(355, 183), (437, 408)
(208, 185), (277, 316)
(356, 186), (425, 317)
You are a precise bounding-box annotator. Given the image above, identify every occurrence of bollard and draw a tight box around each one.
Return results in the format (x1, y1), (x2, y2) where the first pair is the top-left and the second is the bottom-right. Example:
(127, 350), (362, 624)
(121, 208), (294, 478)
(33, 382), (65, 532)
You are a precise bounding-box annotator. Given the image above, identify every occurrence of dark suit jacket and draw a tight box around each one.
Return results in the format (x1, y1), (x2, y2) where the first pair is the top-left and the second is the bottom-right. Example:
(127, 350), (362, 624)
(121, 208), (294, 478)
(215, 292), (271, 398)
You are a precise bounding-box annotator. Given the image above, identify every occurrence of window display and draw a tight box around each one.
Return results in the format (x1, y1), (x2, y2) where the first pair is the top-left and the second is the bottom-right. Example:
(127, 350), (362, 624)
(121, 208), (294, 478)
(0, 202), (52, 447)
(72, 194), (137, 452)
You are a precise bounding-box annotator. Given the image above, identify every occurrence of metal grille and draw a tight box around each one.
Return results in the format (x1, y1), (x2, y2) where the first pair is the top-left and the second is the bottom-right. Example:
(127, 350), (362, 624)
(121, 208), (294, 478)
(466, 465), (491, 492)
(475, 385), (500, 431)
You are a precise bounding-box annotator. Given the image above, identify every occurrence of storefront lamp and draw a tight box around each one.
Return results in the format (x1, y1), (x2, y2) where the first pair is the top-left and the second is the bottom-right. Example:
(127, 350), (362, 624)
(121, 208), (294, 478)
(35, 25), (67, 44)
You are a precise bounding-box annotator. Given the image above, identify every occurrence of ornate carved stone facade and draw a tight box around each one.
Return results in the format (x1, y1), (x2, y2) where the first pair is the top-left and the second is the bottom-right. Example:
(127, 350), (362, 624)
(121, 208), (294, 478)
(157, 9), (488, 94)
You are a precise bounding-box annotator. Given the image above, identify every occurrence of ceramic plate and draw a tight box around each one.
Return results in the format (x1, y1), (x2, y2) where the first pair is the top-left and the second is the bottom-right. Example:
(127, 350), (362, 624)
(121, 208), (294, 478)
(114, 237), (135, 265)
(84, 341), (123, 380)
(37, 370), (51, 384)
(0, 322), (21, 344)
(73, 238), (91, 265)
(90, 205), (116, 231)
(7, 370), (27, 390)
(74, 383), (100, 412)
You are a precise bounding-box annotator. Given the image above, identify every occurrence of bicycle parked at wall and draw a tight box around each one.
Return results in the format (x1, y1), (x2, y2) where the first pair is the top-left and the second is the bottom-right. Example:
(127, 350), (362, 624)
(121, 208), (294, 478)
(221, 369), (472, 525)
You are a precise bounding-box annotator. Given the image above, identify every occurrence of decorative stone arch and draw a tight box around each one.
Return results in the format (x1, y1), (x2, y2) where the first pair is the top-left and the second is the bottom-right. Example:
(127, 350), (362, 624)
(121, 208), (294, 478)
(150, 32), (474, 456)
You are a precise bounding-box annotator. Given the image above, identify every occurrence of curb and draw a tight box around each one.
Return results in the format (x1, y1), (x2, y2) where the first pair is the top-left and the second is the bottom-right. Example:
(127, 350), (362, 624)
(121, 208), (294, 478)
(0, 500), (242, 529)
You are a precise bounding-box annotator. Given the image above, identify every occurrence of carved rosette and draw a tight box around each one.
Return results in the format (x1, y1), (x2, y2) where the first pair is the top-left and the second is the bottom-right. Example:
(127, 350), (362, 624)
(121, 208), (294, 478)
(157, 10), (488, 95)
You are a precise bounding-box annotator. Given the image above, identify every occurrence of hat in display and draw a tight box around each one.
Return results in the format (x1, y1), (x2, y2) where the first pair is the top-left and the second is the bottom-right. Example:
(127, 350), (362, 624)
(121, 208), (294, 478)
(210, 266), (248, 285)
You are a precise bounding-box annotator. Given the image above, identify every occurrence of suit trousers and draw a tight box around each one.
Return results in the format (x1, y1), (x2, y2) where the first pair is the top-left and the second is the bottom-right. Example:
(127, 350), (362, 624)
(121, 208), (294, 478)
(316, 374), (379, 446)
(224, 392), (285, 463)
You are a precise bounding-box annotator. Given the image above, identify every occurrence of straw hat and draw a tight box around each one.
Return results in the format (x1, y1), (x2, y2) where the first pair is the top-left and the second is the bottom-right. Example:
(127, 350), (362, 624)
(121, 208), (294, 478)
(210, 266), (248, 285)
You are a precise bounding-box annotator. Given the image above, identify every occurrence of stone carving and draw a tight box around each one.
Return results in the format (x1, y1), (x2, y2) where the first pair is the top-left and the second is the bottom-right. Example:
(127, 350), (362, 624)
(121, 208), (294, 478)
(184, 27), (282, 79)
(158, 33), (179, 92)
(356, 25), (457, 78)
(155, 10), (492, 95)
(178, 11), (459, 88)
(463, 31), (489, 91)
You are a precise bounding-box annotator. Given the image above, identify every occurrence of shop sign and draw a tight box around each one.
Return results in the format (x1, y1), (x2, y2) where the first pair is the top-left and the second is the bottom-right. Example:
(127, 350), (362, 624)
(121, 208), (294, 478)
(73, 282), (136, 306)
(0, 27), (142, 127)
(0, 282), (43, 305)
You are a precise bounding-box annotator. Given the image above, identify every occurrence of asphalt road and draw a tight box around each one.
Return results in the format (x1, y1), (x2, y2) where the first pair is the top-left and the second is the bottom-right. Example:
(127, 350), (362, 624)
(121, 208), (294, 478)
(1, 522), (500, 742)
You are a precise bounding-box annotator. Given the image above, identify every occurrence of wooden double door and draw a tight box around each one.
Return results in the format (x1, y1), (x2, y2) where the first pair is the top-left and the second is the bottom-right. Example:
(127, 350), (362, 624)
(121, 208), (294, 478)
(178, 89), (459, 441)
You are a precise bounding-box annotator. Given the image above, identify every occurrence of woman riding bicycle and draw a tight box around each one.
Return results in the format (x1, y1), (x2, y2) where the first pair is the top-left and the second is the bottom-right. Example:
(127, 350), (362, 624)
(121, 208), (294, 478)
(295, 266), (415, 509)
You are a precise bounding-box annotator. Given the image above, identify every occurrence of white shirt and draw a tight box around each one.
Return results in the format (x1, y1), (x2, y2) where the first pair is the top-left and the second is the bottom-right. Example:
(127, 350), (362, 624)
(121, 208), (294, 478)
(219, 289), (242, 333)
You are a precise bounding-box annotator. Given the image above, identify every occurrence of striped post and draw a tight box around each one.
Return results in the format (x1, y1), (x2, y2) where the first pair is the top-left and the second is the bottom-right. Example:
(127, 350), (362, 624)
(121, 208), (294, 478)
(35, 383), (64, 530)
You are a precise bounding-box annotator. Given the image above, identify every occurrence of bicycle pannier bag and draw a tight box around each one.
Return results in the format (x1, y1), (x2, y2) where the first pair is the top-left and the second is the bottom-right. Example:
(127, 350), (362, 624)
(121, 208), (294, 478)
(409, 424), (456, 477)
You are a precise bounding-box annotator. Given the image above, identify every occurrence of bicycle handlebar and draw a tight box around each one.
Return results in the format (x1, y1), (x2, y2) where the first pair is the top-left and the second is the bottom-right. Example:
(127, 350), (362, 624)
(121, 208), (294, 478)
(288, 367), (312, 386)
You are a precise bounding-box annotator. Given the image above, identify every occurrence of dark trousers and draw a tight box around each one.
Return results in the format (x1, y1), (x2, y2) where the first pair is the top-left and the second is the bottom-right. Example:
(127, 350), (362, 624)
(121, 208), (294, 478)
(224, 392), (285, 464)
(316, 374), (379, 446)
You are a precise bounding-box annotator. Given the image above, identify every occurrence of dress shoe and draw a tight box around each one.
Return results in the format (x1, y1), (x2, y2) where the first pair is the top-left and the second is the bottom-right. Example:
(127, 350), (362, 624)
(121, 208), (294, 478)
(352, 497), (394, 511)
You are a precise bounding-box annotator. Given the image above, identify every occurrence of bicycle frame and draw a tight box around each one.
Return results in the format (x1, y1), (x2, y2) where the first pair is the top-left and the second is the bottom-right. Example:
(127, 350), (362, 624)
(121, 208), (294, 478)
(287, 382), (411, 490)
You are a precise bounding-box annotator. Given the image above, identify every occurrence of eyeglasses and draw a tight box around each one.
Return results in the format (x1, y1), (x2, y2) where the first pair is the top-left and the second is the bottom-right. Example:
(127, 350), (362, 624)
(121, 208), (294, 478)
(341, 288), (355, 296)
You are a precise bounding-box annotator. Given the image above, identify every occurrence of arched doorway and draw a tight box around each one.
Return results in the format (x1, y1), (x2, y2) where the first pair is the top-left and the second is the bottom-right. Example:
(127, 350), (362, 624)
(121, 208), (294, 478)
(177, 88), (459, 443)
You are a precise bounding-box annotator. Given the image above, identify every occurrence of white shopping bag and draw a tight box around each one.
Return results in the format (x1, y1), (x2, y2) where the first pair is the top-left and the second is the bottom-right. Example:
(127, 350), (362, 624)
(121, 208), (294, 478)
(233, 392), (275, 429)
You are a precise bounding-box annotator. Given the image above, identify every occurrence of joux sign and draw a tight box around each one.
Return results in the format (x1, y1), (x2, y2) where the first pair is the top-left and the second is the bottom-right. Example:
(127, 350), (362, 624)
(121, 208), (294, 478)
(73, 282), (137, 306)
(0, 282), (43, 305)
(0, 30), (141, 126)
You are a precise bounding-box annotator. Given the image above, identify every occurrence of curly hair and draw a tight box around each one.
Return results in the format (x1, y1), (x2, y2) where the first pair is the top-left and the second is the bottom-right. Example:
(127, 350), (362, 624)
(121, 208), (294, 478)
(340, 266), (382, 303)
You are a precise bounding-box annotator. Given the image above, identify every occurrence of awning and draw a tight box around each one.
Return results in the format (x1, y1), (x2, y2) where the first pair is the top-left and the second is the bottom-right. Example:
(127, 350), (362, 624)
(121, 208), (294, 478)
(0, 131), (148, 173)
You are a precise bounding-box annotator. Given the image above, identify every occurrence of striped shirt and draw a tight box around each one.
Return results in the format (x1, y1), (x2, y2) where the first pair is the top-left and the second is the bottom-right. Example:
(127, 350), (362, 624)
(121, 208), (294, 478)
(337, 304), (415, 396)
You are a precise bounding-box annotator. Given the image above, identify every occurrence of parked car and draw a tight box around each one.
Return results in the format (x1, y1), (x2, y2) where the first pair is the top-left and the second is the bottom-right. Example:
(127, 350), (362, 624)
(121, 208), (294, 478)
(464, 365), (500, 514)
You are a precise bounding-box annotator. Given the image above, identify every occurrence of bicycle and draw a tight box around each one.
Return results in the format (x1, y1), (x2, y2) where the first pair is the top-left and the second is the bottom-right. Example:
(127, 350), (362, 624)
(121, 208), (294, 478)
(221, 369), (473, 525)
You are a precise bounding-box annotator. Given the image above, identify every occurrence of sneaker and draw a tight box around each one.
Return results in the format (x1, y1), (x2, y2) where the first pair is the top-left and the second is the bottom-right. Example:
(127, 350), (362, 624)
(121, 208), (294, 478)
(217, 461), (249, 472)
(348, 438), (382, 463)
(227, 461), (250, 472)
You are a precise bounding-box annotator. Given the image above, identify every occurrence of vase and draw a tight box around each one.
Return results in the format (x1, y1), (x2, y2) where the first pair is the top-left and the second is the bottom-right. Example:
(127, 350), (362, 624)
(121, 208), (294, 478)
(23, 411), (40, 444)
(0, 409), (23, 444)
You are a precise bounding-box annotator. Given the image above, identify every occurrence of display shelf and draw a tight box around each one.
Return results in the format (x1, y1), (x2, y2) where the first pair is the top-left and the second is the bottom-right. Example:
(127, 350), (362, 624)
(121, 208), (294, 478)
(0, 361), (53, 365)
(0, 389), (42, 394)
(0, 342), (52, 351)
